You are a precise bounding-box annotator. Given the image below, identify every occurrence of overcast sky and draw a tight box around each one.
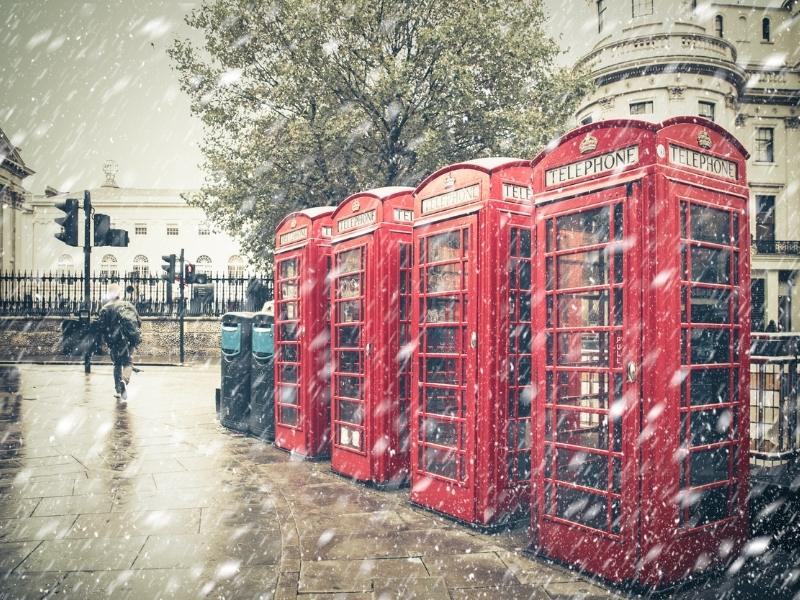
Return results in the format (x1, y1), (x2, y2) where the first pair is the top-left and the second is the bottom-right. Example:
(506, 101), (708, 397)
(1, 0), (595, 195)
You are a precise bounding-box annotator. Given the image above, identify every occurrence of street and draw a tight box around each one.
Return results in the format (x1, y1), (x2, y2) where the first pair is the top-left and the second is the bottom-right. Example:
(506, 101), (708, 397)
(0, 364), (619, 600)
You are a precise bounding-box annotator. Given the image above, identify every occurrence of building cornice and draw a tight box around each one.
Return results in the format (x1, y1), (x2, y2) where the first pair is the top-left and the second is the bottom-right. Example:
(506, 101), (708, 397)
(592, 61), (746, 90)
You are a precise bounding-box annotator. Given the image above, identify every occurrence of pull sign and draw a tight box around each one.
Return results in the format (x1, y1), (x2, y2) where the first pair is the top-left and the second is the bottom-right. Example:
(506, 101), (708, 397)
(365, 343), (372, 357)
(470, 331), (477, 349)
(626, 361), (637, 383)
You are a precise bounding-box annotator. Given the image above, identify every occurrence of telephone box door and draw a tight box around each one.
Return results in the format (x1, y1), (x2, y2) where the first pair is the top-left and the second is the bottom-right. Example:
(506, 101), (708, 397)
(411, 217), (478, 521)
(331, 237), (372, 468)
(534, 184), (642, 578)
(275, 253), (302, 434)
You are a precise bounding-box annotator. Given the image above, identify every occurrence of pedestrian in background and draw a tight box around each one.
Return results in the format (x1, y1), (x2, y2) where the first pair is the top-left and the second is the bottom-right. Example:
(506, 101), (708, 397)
(98, 283), (141, 402)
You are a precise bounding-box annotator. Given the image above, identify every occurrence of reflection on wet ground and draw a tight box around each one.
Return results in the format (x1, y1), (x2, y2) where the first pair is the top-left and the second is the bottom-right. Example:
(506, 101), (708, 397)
(0, 365), (794, 599)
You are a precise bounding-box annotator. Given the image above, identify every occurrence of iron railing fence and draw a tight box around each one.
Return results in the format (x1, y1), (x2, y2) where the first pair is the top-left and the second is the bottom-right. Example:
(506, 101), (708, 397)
(0, 271), (273, 317)
(750, 356), (800, 472)
(751, 240), (800, 255)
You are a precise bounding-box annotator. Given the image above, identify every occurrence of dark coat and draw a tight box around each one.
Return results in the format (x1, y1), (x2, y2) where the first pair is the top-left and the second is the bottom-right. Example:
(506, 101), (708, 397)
(98, 299), (141, 359)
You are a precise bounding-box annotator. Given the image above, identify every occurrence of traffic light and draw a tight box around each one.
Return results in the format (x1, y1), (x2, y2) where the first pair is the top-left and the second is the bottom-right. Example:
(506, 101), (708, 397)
(94, 214), (129, 247)
(107, 229), (129, 247)
(94, 214), (110, 246)
(54, 198), (79, 246)
(161, 254), (176, 281)
(185, 263), (196, 284)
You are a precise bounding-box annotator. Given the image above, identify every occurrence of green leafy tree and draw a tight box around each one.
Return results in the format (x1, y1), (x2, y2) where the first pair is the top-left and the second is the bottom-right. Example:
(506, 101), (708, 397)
(169, 0), (591, 267)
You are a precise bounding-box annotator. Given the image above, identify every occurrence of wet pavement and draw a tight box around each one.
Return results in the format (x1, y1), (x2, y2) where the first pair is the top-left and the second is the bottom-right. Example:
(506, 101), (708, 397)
(1, 365), (796, 599)
(0, 364), (619, 600)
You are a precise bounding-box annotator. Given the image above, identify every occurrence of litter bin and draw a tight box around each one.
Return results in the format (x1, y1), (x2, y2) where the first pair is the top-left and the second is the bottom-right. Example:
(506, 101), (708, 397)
(249, 312), (275, 440)
(220, 312), (253, 432)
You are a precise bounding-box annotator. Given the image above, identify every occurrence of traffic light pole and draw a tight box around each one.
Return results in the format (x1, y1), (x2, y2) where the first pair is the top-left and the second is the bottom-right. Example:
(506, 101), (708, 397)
(82, 190), (92, 374)
(179, 248), (185, 364)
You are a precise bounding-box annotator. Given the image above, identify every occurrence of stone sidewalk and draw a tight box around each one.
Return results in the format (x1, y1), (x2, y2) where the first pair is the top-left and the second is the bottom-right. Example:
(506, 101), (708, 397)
(0, 364), (619, 599)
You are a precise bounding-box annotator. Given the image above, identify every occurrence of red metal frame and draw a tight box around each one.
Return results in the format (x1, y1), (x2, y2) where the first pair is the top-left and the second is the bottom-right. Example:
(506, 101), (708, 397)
(530, 117), (750, 585)
(410, 158), (534, 527)
(329, 187), (415, 486)
(274, 207), (334, 458)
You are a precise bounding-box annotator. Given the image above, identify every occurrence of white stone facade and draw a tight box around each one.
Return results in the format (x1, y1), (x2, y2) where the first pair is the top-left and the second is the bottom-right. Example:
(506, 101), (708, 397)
(13, 185), (251, 278)
(573, 0), (800, 331)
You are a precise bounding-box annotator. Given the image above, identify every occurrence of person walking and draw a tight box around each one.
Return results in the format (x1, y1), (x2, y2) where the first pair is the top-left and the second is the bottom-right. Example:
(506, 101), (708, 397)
(97, 283), (141, 402)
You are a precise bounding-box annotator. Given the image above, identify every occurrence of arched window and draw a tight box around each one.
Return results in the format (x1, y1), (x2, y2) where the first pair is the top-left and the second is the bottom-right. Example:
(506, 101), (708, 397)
(227, 255), (246, 278)
(714, 15), (724, 37)
(762, 17), (770, 42)
(196, 255), (213, 275)
(132, 255), (149, 278)
(100, 254), (119, 279)
(55, 254), (74, 274)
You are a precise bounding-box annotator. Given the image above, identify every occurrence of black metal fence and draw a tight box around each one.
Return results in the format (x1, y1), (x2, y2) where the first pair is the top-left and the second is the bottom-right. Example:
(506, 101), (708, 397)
(751, 240), (800, 255)
(0, 271), (273, 317)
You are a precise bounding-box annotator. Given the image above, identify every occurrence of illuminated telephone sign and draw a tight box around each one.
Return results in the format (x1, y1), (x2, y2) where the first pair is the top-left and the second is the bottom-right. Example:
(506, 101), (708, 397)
(273, 206), (335, 459)
(279, 227), (308, 246)
(420, 184), (479, 214)
(336, 210), (376, 233)
(530, 117), (750, 586)
(544, 145), (639, 187)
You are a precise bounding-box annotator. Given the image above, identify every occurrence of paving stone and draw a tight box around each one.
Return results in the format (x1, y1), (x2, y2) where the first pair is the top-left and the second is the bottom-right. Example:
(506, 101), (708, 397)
(300, 529), (409, 562)
(59, 566), (278, 600)
(153, 468), (240, 490)
(448, 584), (551, 600)
(66, 508), (201, 539)
(111, 488), (221, 512)
(0, 514), (77, 542)
(296, 510), (408, 537)
(0, 540), (41, 573)
(372, 575), (450, 600)
(199, 504), (277, 533)
(397, 528), (489, 557)
(0, 571), (67, 597)
(0, 497), (40, 519)
(275, 570), (299, 600)
(543, 580), (617, 599)
(299, 593), (372, 600)
(16, 536), (147, 572)
(298, 558), (428, 594)
(11, 477), (76, 498)
(32, 493), (113, 517)
(497, 550), (578, 585)
(73, 474), (157, 495)
(133, 529), (282, 569)
(422, 552), (519, 589)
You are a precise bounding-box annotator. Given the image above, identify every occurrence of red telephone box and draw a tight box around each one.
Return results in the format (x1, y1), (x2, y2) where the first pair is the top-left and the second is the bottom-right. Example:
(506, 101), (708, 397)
(530, 117), (750, 585)
(329, 187), (415, 487)
(410, 158), (534, 527)
(274, 206), (335, 458)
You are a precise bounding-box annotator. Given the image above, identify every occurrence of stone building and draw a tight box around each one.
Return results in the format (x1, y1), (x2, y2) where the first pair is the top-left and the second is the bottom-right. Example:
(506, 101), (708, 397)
(0, 127), (34, 272)
(572, 0), (799, 331)
(8, 162), (251, 279)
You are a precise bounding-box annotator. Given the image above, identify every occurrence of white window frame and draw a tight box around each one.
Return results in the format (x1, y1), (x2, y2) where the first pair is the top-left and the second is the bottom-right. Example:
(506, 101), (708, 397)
(629, 100), (654, 115)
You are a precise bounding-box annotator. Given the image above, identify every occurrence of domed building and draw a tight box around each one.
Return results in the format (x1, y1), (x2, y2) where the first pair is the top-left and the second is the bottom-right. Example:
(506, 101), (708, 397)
(572, 0), (799, 331)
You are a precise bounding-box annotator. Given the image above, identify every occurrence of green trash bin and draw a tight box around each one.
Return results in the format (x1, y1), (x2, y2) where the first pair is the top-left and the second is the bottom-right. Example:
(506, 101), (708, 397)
(220, 312), (253, 432)
(249, 313), (275, 440)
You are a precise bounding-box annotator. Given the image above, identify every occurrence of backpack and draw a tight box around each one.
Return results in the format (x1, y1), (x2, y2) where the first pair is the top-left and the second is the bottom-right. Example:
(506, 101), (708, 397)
(100, 300), (141, 350)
